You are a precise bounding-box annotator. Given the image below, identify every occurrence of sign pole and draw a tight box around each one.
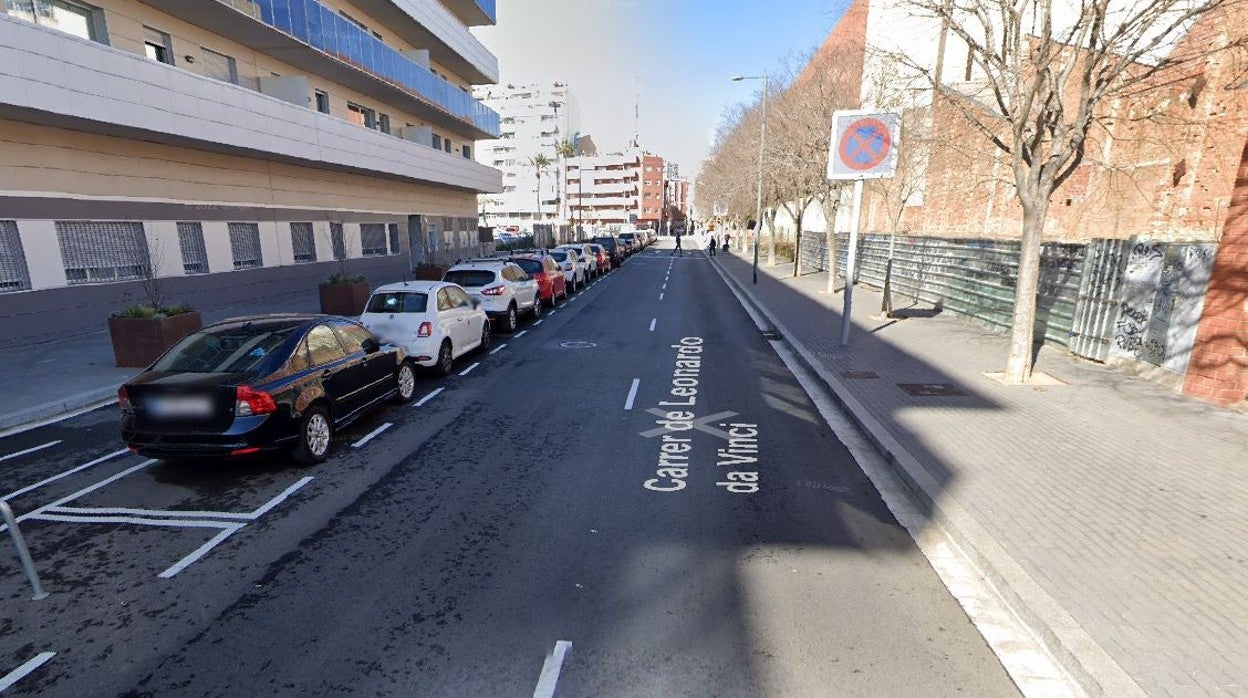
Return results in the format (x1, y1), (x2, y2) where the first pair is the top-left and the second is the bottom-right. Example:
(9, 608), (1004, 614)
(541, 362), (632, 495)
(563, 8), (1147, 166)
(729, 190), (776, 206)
(839, 178), (864, 347)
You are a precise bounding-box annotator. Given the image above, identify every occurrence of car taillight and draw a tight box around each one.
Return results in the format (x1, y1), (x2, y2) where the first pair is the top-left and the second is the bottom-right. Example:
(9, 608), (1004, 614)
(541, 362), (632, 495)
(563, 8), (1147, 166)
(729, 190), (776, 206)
(417, 321), (433, 338)
(481, 285), (505, 296)
(118, 385), (130, 411)
(564, 262), (573, 270)
(235, 386), (277, 417)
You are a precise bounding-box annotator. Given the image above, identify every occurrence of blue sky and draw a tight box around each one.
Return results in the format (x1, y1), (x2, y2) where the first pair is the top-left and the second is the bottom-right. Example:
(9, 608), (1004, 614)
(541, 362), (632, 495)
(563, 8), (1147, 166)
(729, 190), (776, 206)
(473, 0), (852, 178)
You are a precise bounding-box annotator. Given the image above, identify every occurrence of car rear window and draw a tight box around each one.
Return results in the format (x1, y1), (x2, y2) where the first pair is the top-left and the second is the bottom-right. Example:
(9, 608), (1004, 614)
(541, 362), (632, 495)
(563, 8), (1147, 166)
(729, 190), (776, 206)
(549, 251), (568, 262)
(444, 270), (497, 287)
(152, 323), (298, 374)
(365, 292), (428, 314)
(511, 259), (544, 274)
(593, 238), (616, 248)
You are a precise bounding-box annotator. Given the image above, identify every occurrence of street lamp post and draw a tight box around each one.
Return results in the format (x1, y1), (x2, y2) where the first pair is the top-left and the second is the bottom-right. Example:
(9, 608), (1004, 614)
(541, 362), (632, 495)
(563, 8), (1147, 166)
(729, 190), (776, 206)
(732, 74), (768, 284)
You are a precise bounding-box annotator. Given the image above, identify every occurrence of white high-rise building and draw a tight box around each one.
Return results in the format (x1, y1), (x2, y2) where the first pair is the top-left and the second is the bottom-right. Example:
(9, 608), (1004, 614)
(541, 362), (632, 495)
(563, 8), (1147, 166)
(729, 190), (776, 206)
(474, 82), (580, 230)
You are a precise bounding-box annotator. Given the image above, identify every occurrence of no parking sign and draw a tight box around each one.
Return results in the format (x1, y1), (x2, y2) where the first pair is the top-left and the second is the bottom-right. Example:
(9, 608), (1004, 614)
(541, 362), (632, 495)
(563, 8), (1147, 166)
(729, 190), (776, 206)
(828, 110), (900, 180)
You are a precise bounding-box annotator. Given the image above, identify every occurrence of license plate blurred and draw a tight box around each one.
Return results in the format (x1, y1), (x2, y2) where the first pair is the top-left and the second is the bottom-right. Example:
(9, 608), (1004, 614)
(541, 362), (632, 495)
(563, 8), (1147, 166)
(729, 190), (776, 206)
(148, 396), (213, 418)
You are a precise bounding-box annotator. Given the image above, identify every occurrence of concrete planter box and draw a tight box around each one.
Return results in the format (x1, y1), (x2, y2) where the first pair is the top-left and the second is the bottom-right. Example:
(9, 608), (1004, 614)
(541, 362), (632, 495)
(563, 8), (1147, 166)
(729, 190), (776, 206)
(107, 311), (203, 368)
(319, 281), (370, 316)
(413, 265), (447, 281)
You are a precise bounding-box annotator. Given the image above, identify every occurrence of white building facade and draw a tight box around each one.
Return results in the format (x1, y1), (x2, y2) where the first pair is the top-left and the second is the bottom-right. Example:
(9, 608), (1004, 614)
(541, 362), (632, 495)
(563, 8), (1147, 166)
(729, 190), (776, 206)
(474, 82), (580, 230)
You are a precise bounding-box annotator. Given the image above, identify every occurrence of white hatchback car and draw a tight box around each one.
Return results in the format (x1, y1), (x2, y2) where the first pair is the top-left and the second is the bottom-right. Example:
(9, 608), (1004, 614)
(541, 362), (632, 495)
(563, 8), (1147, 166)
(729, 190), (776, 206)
(557, 244), (599, 279)
(359, 281), (489, 376)
(547, 248), (587, 290)
(443, 261), (541, 333)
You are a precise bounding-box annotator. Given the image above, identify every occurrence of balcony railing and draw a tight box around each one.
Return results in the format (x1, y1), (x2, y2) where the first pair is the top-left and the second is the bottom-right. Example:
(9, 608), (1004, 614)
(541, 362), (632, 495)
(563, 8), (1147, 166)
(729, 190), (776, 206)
(252, 0), (500, 136)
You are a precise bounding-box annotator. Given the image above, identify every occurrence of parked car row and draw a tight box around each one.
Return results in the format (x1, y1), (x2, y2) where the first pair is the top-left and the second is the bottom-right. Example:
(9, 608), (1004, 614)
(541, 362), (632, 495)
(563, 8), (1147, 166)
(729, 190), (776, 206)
(118, 241), (628, 466)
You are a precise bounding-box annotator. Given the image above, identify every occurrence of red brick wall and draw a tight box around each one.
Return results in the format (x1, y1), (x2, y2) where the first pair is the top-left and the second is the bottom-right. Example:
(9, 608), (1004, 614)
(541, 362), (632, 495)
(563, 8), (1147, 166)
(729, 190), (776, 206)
(638, 155), (664, 225)
(1185, 137), (1248, 405)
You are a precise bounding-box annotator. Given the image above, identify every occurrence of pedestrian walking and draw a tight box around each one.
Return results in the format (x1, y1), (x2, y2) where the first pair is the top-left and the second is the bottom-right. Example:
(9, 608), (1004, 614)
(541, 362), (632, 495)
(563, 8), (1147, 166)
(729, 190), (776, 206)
(723, 233), (731, 253)
(708, 234), (717, 256)
(672, 230), (683, 256)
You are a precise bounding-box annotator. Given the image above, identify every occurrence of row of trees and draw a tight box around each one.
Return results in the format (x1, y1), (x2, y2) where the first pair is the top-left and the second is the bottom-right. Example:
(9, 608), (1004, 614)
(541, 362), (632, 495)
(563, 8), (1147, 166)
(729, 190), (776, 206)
(697, 0), (1230, 382)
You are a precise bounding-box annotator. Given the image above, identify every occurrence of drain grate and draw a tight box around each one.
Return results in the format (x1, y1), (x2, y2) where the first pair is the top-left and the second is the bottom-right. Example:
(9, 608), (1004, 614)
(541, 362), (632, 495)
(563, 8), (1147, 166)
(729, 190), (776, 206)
(841, 371), (880, 380)
(897, 383), (968, 397)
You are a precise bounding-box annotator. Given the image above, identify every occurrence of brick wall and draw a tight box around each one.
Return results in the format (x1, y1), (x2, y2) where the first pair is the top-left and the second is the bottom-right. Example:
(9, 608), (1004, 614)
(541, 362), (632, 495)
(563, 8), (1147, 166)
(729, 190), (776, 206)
(1185, 138), (1248, 404)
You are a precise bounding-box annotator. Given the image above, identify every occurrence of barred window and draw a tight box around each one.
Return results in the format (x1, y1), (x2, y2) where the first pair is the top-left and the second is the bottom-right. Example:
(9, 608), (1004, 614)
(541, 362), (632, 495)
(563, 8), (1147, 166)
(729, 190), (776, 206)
(330, 222), (346, 260)
(387, 223), (400, 255)
(177, 222), (209, 274)
(360, 224), (387, 256)
(228, 222), (263, 269)
(291, 222), (317, 263)
(56, 221), (150, 285)
(0, 221), (32, 292)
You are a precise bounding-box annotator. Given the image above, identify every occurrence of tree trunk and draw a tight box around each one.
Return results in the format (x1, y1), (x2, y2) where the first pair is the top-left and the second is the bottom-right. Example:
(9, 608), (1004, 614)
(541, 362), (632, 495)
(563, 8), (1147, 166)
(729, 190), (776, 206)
(1003, 198), (1049, 383)
(766, 210), (778, 266)
(822, 192), (840, 293)
(792, 207), (805, 278)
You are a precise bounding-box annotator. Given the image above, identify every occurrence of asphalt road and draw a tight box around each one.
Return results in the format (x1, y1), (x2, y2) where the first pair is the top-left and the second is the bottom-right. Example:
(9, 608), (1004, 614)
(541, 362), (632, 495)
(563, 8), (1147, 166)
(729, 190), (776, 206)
(0, 241), (1018, 697)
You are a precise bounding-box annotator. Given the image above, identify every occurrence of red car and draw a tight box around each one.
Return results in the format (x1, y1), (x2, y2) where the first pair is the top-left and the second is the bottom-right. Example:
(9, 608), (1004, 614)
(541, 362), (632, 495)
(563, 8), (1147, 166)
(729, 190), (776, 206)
(509, 255), (567, 307)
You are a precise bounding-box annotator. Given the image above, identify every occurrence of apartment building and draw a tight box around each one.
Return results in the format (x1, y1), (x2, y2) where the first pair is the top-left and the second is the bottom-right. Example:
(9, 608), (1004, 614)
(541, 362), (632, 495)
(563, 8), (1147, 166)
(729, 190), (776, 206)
(0, 0), (503, 345)
(564, 152), (666, 230)
(473, 81), (579, 229)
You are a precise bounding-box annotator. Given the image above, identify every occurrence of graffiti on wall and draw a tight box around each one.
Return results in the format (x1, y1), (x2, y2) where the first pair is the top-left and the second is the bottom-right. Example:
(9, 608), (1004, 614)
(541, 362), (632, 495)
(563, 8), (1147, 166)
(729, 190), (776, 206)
(1110, 240), (1217, 374)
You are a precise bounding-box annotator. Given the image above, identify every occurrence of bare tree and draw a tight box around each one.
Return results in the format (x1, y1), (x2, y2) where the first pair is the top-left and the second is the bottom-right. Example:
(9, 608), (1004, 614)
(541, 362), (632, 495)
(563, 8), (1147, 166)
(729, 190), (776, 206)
(529, 153), (552, 222)
(891, 0), (1227, 382)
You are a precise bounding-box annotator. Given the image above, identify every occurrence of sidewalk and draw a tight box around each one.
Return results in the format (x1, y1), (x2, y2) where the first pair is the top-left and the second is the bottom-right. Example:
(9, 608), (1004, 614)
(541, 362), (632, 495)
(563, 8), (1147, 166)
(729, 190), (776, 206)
(714, 251), (1248, 697)
(0, 288), (324, 433)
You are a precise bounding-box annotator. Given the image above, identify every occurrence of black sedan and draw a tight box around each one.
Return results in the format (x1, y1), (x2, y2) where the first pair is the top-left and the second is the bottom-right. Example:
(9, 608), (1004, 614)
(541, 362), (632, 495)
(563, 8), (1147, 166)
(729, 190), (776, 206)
(120, 314), (416, 465)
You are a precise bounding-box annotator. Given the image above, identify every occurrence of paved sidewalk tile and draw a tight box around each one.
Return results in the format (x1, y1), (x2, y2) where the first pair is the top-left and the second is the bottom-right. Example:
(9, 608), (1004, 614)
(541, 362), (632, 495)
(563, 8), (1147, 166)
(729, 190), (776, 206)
(717, 251), (1248, 696)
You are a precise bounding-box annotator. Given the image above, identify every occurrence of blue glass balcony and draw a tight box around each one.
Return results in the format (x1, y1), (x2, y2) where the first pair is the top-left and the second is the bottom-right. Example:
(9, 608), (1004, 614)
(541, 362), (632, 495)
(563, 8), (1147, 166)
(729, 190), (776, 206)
(252, 0), (500, 136)
(473, 0), (496, 23)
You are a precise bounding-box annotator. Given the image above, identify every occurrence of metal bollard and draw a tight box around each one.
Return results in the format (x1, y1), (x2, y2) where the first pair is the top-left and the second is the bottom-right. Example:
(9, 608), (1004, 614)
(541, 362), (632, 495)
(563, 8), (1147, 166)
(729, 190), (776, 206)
(0, 501), (48, 600)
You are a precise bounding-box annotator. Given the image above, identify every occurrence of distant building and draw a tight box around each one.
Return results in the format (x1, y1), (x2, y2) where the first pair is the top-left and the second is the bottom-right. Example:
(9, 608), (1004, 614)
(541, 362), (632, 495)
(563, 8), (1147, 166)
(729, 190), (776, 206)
(566, 152), (665, 230)
(474, 82), (580, 230)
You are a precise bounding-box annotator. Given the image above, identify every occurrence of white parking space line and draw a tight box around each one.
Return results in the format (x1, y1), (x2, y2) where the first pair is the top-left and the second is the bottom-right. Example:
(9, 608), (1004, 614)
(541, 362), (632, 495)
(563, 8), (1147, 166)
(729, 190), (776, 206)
(532, 640), (572, 698)
(662, 283), (667, 290)
(239, 476), (315, 519)
(18, 460), (156, 524)
(47, 506), (254, 521)
(413, 387), (444, 408)
(548, 310), (559, 316)
(515, 330), (529, 338)
(649, 318), (657, 332)
(459, 362), (481, 377)
(2, 448), (128, 501)
(0, 652), (56, 692)
(352, 423), (393, 448)
(490, 343), (508, 355)
(159, 524), (246, 578)
(624, 379), (641, 411)
(533, 320), (544, 326)
(659, 293), (665, 301)
(35, 512), (239, 529)
(0, 440), (63, 464)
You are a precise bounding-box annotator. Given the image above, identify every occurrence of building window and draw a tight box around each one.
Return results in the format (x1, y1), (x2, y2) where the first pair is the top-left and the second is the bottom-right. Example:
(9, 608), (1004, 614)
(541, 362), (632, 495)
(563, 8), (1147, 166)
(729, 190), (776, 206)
(56, 221), (149, 285)
(379, 113), (391, 134)
(443, 138), (452, 154)
(330, 222), (346, 260)
(360, 224), (387, 256)
(347, 102), (375, 128)
(143, 26), (173, 65)
(314, 90), (330, 114)
(0, 221), (32, 292)
(290, 223), (316, 263)
(387, 224), (401, 255)
(462, 145), (471, 159)
(200, 47), (238, 85)
(7, 0), (106, 43)
(176, 222), (209, 274)
(228, 222), (263, 269)
(432, 133), (443, 150)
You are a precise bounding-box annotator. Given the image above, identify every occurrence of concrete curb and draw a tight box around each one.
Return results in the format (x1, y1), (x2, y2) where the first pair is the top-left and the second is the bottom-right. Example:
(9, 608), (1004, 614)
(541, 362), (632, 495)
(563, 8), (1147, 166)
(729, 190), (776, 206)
(710, 255), (1145, 698)
(0, 387), (117, 436)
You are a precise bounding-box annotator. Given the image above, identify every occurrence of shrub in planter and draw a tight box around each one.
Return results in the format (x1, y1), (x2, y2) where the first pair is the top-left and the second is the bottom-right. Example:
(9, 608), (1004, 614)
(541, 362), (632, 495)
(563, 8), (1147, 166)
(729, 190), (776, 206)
(108, 303), (202, 368)
(319, 274), (369, 316)
(412, 263), (447, 281)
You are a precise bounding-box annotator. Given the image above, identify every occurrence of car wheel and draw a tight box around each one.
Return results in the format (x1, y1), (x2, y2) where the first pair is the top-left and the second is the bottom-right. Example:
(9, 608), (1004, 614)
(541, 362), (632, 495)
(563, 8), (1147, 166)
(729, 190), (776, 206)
(392, 362), (416, 404)
(477, 321), (492, 352)
(503, 305), (518, 333)
(434, 339), (454, 376)
(292, 405), (331, 466)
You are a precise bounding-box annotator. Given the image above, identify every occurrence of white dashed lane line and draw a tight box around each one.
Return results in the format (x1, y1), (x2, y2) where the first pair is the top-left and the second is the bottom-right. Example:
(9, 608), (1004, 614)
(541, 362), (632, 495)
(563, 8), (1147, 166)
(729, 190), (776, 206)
(489, 343), (508, 355)
(659, 293), (665, 301)
(459, 362), (481, 377)
(0, 652), (56, 692)
(412, 387), (444, 408)
(515, 330), (529, 338)
(649, 318), (656, 332)
(352, 422), (392, 448)
(532, 641), (572, 698)
(624, 378), (641, 411)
